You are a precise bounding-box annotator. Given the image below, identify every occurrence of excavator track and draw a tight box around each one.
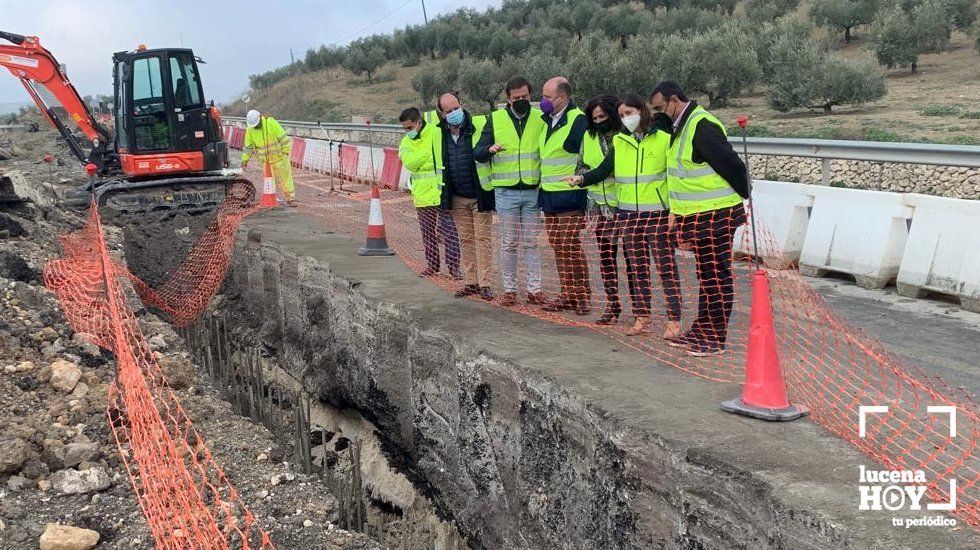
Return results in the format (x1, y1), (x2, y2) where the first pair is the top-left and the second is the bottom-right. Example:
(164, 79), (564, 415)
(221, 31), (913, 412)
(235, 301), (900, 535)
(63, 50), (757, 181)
(86, 173), (256, 221)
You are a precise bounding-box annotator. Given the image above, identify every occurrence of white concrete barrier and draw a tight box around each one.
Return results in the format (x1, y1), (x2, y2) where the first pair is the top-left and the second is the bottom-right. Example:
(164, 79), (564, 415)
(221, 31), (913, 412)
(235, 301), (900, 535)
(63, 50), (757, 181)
(735, 180), (816, 266)
(799, 186), (913, 289)
(897, 193), (980, 311)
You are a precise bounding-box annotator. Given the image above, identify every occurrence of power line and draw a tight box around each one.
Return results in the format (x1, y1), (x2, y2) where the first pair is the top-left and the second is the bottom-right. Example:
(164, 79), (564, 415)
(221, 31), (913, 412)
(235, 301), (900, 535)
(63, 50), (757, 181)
(334, 0), (417, 46)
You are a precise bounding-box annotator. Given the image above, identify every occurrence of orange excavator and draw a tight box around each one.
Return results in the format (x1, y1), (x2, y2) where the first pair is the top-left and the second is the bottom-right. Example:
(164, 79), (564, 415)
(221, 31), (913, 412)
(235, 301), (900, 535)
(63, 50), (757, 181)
(0, 30), (251, 215)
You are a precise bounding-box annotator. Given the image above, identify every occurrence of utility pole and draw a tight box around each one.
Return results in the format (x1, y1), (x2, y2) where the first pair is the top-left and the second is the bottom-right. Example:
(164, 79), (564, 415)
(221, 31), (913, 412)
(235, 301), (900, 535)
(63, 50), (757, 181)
(421, 0), (428, 24)
(290, 48), (295, 64)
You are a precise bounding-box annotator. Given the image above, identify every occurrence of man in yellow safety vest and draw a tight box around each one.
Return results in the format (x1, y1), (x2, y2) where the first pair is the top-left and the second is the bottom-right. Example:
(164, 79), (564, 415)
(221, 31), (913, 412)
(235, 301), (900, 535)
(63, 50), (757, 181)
(398, 107), (461, 279)
(474, 76), (548, 307)
(650, 81), (751, 357)
(242, 109), (297, 207)
(537, 76), (590, 316)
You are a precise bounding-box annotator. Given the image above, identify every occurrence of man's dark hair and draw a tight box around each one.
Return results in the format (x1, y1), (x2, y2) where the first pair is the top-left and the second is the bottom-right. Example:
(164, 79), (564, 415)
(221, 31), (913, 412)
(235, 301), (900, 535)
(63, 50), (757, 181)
(649, 81), (688, 103)
(584, 94), (621, 137)
(505, 76), (532, 99)
(618, 93), (651, 134)
(557, 80), (572, 98)
(399, 107), (421, 123)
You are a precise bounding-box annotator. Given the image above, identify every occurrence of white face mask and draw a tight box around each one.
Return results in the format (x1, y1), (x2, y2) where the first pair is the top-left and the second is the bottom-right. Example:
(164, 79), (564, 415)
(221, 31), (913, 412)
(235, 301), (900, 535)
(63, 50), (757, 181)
(622, 114), (641, 133)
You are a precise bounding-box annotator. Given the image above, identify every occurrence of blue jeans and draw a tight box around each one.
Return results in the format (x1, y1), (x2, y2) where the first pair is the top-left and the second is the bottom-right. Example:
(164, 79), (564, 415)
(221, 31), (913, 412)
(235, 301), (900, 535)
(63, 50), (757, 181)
(494, 187), (542, 293)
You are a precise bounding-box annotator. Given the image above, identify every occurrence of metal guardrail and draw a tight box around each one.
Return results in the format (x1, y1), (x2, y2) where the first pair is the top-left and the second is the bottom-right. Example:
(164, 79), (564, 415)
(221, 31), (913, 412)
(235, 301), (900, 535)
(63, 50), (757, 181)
(224, 116), (980, 168)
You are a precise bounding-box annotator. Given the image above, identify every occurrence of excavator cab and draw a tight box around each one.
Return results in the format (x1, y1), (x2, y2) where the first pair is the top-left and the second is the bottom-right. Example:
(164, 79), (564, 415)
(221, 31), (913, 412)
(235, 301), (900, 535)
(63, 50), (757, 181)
(0, 31), (251, 217)
(112, 48), (228, 176)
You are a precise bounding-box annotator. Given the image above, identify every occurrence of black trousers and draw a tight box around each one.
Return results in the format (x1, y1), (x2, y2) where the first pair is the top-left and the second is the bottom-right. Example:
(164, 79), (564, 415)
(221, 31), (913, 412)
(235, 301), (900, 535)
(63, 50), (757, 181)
(595, 214), (620, 309)
(677, 204), (747, 346)
(618, 210), (681, 320)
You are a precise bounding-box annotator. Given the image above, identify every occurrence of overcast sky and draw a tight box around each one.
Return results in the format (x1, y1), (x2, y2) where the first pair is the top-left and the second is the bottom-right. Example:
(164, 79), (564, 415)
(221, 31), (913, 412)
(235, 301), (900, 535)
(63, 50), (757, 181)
(0, 0), (500, 105)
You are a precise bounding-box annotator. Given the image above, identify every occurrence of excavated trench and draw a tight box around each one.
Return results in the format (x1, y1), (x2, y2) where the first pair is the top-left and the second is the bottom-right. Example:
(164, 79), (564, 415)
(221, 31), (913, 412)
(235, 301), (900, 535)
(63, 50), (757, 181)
(120, 213), (640, 549)
(117, 210), (940, 550)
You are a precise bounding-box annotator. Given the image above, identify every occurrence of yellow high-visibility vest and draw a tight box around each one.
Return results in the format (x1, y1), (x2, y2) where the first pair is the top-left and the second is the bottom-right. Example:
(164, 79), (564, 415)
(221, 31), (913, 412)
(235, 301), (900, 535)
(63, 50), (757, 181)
(666, 106), (743, 216)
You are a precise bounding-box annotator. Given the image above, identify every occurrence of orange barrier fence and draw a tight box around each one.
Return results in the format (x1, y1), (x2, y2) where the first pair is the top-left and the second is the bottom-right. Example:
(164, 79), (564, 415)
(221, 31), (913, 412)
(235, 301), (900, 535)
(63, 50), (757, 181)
(379, 147), (402, 190)
(289, 138), (306, 168)
(339, 144), (359, 182)
(43, 183), (270, 548)
(277, 165), (979, 528)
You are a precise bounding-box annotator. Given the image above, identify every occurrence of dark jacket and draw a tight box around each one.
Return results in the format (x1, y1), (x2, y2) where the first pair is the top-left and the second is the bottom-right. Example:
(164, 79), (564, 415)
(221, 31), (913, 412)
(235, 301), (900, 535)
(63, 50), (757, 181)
(670, 101), (750, 199)
(473, 106), (537, 190)
(539, 103), (588, 214)
(437, 110), (495, 212)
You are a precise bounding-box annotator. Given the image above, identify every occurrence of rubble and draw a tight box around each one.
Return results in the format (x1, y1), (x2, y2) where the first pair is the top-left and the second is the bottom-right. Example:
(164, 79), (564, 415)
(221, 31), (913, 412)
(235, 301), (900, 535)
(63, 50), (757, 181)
(0, 122), (384, 548)
(0, 437), (29, 474)
(49, 359), (81, 393)
(0, 250), (33, 282)
(49, 467), (112, 495)
(38, 523), (100, 550)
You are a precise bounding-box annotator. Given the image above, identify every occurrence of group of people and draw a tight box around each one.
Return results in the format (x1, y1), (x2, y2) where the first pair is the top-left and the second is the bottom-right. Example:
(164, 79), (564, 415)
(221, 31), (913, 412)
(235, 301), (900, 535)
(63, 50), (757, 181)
(398, 78), (750, 357)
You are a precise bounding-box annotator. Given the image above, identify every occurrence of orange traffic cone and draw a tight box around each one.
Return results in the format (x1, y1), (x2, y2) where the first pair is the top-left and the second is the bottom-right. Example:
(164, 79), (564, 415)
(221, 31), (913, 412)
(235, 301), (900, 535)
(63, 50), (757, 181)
(259, 160), (278, 208)
(358, 185), (394, 256)
(721, 269), (808, 421)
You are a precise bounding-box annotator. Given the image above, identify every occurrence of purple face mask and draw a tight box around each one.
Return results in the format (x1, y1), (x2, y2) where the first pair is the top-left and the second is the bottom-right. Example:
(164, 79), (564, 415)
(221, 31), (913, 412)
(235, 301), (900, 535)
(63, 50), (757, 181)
(540, 97), (554, 115)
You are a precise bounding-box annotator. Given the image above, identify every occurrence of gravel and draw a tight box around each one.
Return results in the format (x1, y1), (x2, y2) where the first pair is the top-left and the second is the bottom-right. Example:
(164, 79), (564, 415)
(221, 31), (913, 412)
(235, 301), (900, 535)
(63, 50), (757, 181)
(0, 123), (385, 549)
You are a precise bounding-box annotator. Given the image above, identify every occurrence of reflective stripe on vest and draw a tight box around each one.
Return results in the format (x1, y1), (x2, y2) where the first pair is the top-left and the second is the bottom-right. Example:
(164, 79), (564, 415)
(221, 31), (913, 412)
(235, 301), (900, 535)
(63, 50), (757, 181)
(472, 114), (493, 191)
(539, 107), (584, 193)
(399, 123), (443, 208)
(490, 108), (545, 187)
(612, 130), (670, 212)
(666, 106), (742, 216)
(581, 132), (617, 207)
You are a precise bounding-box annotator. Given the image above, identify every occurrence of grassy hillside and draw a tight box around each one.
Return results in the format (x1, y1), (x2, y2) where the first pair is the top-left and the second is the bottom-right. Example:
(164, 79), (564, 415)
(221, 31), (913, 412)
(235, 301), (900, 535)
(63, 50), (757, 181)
(225, 0), (980, 145)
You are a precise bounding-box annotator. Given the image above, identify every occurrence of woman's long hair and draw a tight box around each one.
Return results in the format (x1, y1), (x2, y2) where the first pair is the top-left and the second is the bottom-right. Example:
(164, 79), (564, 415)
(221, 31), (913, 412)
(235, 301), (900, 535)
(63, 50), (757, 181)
(584, 94), (622, 137)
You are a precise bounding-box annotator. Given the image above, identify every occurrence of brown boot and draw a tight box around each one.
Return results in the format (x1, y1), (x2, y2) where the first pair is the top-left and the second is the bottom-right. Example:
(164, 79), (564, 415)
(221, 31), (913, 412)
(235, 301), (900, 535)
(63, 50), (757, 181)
(500, 292), (518, 307)
(542, 297), (574, 312)
(526, 292), (548, 305)
(626, 316), (651, 336)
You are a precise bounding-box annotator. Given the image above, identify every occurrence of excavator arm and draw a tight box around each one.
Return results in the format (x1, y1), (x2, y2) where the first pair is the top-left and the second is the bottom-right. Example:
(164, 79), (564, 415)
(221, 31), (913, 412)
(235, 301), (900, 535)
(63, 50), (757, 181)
(0, 31), (113, 166)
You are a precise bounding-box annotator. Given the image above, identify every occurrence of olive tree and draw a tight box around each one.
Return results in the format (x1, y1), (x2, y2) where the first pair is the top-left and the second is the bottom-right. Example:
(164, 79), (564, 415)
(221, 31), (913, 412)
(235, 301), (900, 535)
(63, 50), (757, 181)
(689, 0), (738, 14)
(766, 33), (885, 112)
(901, 0), (976, 30)
(659, 6), (726, 36)
(412, 58), (460, 108)
(343, 44), (386, 81)
(566, 36), (632, 98)
(871, 1), (953, 72)
(678, 23), (762, 107)
(809, 0), (881, 43)
(871, 7), (919, 70)
(459, 60), (505, 111)
(745, 0), (800, 22)
(911, 0), (954, 56)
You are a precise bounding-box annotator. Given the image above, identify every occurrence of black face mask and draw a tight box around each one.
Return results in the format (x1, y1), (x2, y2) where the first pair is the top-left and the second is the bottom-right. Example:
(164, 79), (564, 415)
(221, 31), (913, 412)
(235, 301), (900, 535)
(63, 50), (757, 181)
(596, 119), (618, 135)
(511, 99), (531, 117)
(652, 112), (673, 132)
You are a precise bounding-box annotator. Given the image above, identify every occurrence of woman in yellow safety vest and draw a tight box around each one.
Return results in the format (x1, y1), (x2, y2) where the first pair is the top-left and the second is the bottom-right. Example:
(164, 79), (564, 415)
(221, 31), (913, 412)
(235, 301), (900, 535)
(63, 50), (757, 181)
(564, 94), (682, 338)
(576, 94), (624, 325)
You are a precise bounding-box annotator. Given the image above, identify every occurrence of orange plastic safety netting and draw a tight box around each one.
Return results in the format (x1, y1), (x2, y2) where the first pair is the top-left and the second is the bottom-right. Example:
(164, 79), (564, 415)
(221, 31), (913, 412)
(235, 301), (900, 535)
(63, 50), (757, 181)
(267, 160), (979, 527)
(43, 184), (271, 549)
